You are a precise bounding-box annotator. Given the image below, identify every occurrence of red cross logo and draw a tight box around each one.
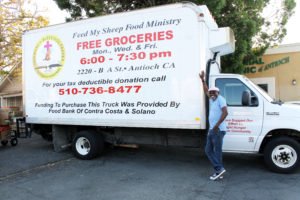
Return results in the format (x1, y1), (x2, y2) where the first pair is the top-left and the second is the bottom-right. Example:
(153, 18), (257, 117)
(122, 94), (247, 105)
(44, 41), (52, 50)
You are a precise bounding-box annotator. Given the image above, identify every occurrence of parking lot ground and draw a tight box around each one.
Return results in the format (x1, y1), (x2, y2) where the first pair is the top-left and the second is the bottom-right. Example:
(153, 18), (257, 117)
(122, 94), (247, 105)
(0, 135), (299, 200)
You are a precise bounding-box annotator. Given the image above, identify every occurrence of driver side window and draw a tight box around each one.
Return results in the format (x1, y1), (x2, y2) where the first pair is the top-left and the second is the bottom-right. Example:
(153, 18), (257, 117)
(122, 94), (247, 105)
(216, 78), (258, 106)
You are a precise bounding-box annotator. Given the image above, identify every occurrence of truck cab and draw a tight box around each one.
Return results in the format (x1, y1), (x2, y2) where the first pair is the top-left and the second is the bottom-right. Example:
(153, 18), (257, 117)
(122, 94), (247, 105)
(209, 72), (300, 172)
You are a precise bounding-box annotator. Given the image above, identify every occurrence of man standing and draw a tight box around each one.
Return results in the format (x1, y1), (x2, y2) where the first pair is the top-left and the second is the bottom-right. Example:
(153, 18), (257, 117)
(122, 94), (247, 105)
(199, 71), (228, 181)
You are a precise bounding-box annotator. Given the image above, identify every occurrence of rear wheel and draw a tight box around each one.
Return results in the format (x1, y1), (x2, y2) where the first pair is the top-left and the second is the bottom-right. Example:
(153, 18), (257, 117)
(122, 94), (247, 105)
(264, 136), (300, 173)
(72, 130), (104, 160)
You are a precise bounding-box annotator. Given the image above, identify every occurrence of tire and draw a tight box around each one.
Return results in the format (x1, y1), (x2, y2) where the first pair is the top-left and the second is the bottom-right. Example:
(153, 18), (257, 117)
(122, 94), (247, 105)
(72, 130), (104, 160)
(264, 136), (300, 173)
(10, 138), (18, 146)
(1, 140), (8, 146)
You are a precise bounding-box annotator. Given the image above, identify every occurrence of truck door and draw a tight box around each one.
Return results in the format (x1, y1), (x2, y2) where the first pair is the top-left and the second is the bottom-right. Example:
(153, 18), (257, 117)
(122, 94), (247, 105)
(215, 78), (263, 152)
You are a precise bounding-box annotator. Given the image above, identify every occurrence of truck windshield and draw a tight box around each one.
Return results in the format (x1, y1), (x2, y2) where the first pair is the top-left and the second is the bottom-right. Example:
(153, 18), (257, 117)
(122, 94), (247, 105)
(243, 76), (274, 102)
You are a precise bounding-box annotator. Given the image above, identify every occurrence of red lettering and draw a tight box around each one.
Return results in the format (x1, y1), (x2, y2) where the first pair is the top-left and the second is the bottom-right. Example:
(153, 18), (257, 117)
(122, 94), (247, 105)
(129, 35), (136, 44)
(96, 39), (101, 48)
(137, 34), (144, 43)
(77, 42), (82, 50)
(89, 40), (95, 48)
(83, 41), (88, 50)
(105, 38), (112, 46)
(77, 40), (102, 50)
(145, 33), (152, 42)
(120, 36), (128, 44)
(166, 30), (173, 40)
(157, 31), (165, 40)
(99, 30), (174, 47)
(113, 37), (120, 45)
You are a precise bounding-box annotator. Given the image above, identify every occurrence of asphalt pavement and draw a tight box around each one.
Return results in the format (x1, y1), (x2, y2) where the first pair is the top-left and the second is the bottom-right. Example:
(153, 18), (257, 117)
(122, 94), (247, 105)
(0, 134), (299, 200)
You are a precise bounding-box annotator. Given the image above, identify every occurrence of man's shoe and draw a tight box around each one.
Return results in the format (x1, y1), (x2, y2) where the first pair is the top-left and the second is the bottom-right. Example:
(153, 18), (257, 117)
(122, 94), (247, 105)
(210, 169), (226, 181)
(209, 173), (223, 180)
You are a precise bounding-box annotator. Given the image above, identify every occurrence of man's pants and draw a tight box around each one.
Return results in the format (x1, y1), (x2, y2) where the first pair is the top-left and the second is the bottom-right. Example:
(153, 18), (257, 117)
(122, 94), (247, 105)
(205, 129), (226, 172)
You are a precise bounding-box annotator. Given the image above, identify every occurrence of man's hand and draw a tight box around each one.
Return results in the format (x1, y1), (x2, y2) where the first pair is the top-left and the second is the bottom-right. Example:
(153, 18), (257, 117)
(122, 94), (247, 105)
(199, 71), (205, 81)
(213, 125), (219, 131)
(212, 107), (228, 132)
(199, 71), (209, 96)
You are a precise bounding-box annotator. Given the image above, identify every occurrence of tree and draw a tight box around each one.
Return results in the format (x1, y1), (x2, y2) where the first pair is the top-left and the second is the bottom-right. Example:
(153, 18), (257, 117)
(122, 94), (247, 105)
(0, 0), (49, 74)
(54, 0), (296, 73)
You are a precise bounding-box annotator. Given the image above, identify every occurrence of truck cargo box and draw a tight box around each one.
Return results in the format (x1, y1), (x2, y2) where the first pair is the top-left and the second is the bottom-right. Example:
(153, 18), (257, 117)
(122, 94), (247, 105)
(23, 3), (230, 129)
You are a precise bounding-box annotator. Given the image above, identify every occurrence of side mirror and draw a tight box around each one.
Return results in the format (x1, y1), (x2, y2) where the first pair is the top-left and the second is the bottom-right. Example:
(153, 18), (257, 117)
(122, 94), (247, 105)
(242, 90), (251, 106)
(251, 96), (259, 106)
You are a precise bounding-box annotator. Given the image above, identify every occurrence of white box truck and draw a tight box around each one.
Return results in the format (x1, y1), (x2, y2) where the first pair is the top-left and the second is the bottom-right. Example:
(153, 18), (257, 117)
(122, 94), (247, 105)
(22, 2), (300, 173)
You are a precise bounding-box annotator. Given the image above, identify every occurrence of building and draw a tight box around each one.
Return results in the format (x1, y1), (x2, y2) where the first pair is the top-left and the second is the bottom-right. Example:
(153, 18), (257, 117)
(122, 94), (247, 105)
(0, 62), (23, 110)
(244, 43), (300, 102)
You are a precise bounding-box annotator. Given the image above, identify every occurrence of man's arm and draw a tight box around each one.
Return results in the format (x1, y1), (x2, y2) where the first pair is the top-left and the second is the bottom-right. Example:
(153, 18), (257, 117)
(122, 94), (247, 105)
(199, 71), (209, 97)
(213, 106), (228, 131)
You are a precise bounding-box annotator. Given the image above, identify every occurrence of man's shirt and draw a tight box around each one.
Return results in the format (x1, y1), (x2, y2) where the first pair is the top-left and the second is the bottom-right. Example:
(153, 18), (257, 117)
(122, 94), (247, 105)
(209, 95), (227, 131)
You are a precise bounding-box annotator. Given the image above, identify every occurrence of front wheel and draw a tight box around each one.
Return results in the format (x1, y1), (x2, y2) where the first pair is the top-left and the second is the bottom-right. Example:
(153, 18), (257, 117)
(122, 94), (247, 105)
(72, 130), (104, 160)
(264, 136), (300, 173)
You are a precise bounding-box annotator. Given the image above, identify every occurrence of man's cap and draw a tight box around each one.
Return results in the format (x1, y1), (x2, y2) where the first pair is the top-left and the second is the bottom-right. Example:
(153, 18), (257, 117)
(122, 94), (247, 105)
(208, 86), (219, 92)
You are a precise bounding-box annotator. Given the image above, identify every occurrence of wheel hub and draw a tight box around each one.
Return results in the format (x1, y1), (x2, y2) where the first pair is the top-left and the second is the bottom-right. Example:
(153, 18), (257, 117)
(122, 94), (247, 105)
(272, 145), (297, 168)
(279, 152), (290, 163)
(76, 137), (91, 156)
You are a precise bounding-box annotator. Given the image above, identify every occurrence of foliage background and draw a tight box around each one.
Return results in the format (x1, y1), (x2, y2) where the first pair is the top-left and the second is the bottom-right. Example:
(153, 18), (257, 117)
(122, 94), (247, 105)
(0, 0), (49, 75)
